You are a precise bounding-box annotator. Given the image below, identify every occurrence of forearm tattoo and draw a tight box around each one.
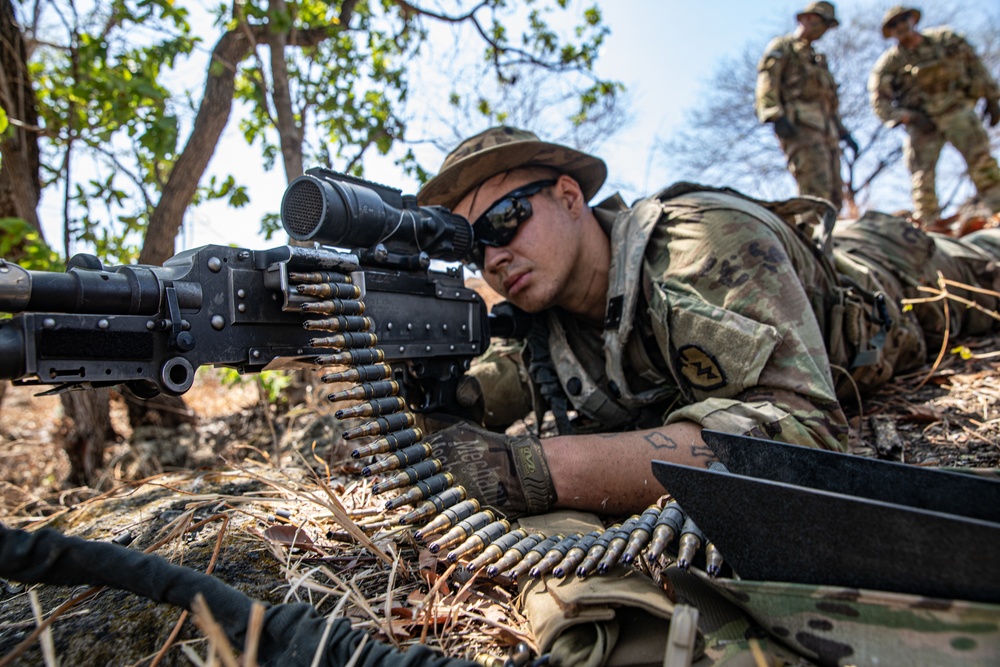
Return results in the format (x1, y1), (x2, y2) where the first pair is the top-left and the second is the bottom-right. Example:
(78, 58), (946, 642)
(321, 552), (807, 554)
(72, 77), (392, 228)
(644, 431), (678, 450)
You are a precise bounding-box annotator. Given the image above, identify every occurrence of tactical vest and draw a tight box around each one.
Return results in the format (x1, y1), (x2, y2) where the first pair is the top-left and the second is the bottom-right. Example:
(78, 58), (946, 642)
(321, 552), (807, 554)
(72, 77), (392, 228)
(889, 29), (975, 116)
(546, 184), (908, 429)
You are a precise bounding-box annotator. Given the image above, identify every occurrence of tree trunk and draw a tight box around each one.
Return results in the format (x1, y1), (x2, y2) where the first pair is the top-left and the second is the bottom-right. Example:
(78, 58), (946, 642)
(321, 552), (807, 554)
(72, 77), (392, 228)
(0, 0), (42, 238)
(60, 388), (117, 487)
(138, 27), (254, 266)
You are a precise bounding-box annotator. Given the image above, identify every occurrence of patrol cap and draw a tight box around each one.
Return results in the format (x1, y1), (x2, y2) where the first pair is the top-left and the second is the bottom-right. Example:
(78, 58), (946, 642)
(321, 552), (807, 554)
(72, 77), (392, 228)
(881, 6), (921, 37)
(417, 126), (607, 210)
(796, 1), (839, 27)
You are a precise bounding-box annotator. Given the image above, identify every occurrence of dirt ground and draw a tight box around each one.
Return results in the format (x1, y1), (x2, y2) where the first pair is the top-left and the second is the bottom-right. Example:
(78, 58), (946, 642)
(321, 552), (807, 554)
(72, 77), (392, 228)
(1, 339), (999, 665)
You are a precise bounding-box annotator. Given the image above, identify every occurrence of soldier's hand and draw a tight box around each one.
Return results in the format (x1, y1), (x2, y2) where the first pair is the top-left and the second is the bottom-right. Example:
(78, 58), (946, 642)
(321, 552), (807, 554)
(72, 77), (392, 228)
(840, 132), (859, 157)
(905, 110), (936, 133)
(986, 99), (1000, 128)
(425, 422), (556, 519)
(773, 116), (797, 140)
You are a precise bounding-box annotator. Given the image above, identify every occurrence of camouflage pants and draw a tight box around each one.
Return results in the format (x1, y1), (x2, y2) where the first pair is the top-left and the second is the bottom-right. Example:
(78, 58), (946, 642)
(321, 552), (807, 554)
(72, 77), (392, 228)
(778, 125), (844, 211)
(905, 105), (1000, 224)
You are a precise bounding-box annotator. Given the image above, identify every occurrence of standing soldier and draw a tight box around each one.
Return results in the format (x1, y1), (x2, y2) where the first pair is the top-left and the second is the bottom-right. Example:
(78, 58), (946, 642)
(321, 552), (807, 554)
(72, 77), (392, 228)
(869, 6), (1000, 229)
(756, 1), (857, 212)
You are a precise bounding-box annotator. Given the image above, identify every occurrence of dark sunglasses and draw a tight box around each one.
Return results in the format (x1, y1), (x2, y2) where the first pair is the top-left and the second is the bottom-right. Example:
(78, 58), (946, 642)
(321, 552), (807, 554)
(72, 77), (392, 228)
(885, 13), (910, 30)
(470, 179), (556, 261)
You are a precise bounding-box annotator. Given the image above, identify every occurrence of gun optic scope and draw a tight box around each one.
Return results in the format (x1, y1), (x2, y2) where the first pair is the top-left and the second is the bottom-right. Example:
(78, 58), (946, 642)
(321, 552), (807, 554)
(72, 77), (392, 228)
(281, 168), (473, 263)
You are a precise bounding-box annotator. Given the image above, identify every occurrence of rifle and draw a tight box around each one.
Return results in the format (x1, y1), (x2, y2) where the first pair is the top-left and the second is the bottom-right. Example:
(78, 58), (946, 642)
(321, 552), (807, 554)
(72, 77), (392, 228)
(0, 168), (523, 414)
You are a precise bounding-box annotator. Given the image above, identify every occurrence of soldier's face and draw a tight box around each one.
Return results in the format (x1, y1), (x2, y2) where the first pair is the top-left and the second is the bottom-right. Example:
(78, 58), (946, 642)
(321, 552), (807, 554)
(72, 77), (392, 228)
(455, 171), (582, 314)
(797, 14), (830, 41)
(886, 14), (916, 41)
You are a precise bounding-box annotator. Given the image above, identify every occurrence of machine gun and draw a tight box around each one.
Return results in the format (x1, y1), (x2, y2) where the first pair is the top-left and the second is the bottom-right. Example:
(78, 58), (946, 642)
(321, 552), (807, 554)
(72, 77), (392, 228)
(0, 168), (523, 414)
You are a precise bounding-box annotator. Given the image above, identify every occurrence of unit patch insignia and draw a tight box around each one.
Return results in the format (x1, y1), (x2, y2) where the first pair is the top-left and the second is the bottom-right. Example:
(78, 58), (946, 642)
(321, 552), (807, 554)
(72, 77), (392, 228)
(676, 345), (727, 390)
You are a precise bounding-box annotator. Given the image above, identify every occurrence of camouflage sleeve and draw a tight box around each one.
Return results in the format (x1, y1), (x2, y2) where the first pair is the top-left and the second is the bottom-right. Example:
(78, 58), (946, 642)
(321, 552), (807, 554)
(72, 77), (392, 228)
(643, 201), (849, 451)
(868, 50), (906, 126)
(830, 77), (848, 137)
(755, 37), (788, 123)
(958, 35), (1000, 102)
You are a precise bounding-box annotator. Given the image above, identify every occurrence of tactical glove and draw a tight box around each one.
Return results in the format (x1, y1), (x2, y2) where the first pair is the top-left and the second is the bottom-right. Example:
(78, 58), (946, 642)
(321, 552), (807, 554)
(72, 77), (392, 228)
(425, 422), (556, 519)
(906, 110), (936, 133)
(773, 116), (797, 140)
(840, 132), (859, 156)
(986, 98), (1000, 128)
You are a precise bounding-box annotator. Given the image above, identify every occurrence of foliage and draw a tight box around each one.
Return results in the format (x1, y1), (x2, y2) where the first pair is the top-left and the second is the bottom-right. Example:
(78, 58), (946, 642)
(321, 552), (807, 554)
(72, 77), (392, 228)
(0, 217), (62, 270)
(217, 367), (292, 406)
(25, 0), (202, 263)
(19, 0), (622, 263)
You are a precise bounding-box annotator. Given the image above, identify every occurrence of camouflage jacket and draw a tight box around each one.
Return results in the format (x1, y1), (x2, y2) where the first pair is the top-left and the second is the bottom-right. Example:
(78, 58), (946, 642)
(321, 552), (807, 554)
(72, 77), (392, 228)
(539, 185), (857, 451)
(869, 27), (1000, 124)
(755, 34), (847, 140)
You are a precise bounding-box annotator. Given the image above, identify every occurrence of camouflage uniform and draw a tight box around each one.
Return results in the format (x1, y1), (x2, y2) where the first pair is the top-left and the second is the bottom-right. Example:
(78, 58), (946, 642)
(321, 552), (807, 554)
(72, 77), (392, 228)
(756, 33), (848, 209)
(869, 26), (1000, 224)
(479, 185), (1000, 454)
(481, 186), (1000, 666)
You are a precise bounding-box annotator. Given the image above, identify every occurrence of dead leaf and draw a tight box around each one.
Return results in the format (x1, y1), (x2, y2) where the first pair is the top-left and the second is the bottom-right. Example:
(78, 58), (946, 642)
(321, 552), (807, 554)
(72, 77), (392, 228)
(262, 525), (318, 552)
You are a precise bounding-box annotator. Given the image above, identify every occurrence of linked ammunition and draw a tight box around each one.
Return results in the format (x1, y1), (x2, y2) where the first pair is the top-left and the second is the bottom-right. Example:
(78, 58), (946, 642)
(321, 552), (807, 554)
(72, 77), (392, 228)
(677, 516), (706, 571)
(486, 533), (547, 578)
(705, 542), (724, 577)
(335, 396), (406, 419)
(324, 363), (391, 385)
(300, 299), (365, 315)
(576, 524), (621, 577)
(343, 412), (415, 440)
(328, 380), (399, 403)
(465, 529), (528, 573)
(289, 270), (352, 284)
(507, 642), (532, 667)
(504, 534), (564, 581)
(296, 282), (361, 299)
(646, 500), (686, 562)
(302, 315), (372, 332)
(530, 533), (582, 578)
(362, 443), (432, 477)
(414, 499), (481, 540)
(427, 510), (496, 554)
(310, 332), (378, 349)
(384, 472), (454, 510)
(370, 458), (442, 494)
(315, 348), (385, 366)
(552, 530), (602, 578)
(446, 519), (511, 563)
(352, 428), (423, 459)
(621, 505), (660, 564)
(397, 486), (467, 526)
(597, 516), (639, 575)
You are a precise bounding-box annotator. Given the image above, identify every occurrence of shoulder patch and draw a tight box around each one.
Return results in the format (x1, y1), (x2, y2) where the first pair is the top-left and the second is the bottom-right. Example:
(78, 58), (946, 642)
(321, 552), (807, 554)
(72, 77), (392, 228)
(675, 345), (727, 391)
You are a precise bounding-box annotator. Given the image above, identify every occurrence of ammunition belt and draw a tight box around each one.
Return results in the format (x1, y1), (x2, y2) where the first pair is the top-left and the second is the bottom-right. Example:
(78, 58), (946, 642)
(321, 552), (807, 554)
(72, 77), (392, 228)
(297, 271), (724, 580)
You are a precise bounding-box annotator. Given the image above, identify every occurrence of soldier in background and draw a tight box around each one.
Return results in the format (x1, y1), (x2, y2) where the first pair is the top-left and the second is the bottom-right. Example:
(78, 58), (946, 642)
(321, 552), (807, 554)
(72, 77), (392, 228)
(870, 5), (1000, 229)
(755, 1), (857, 212)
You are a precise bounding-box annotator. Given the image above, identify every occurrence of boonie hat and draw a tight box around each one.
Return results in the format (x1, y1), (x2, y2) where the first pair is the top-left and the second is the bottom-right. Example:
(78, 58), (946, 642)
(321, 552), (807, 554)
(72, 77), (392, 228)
(796, 1), (839, 27)
(417, 126), (607, 210)
(881, 6), (921, 37)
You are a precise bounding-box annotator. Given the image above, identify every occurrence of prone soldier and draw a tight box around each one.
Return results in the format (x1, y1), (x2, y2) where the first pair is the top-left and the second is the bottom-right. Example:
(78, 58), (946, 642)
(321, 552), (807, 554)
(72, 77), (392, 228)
(414, 124), (1000, 523)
